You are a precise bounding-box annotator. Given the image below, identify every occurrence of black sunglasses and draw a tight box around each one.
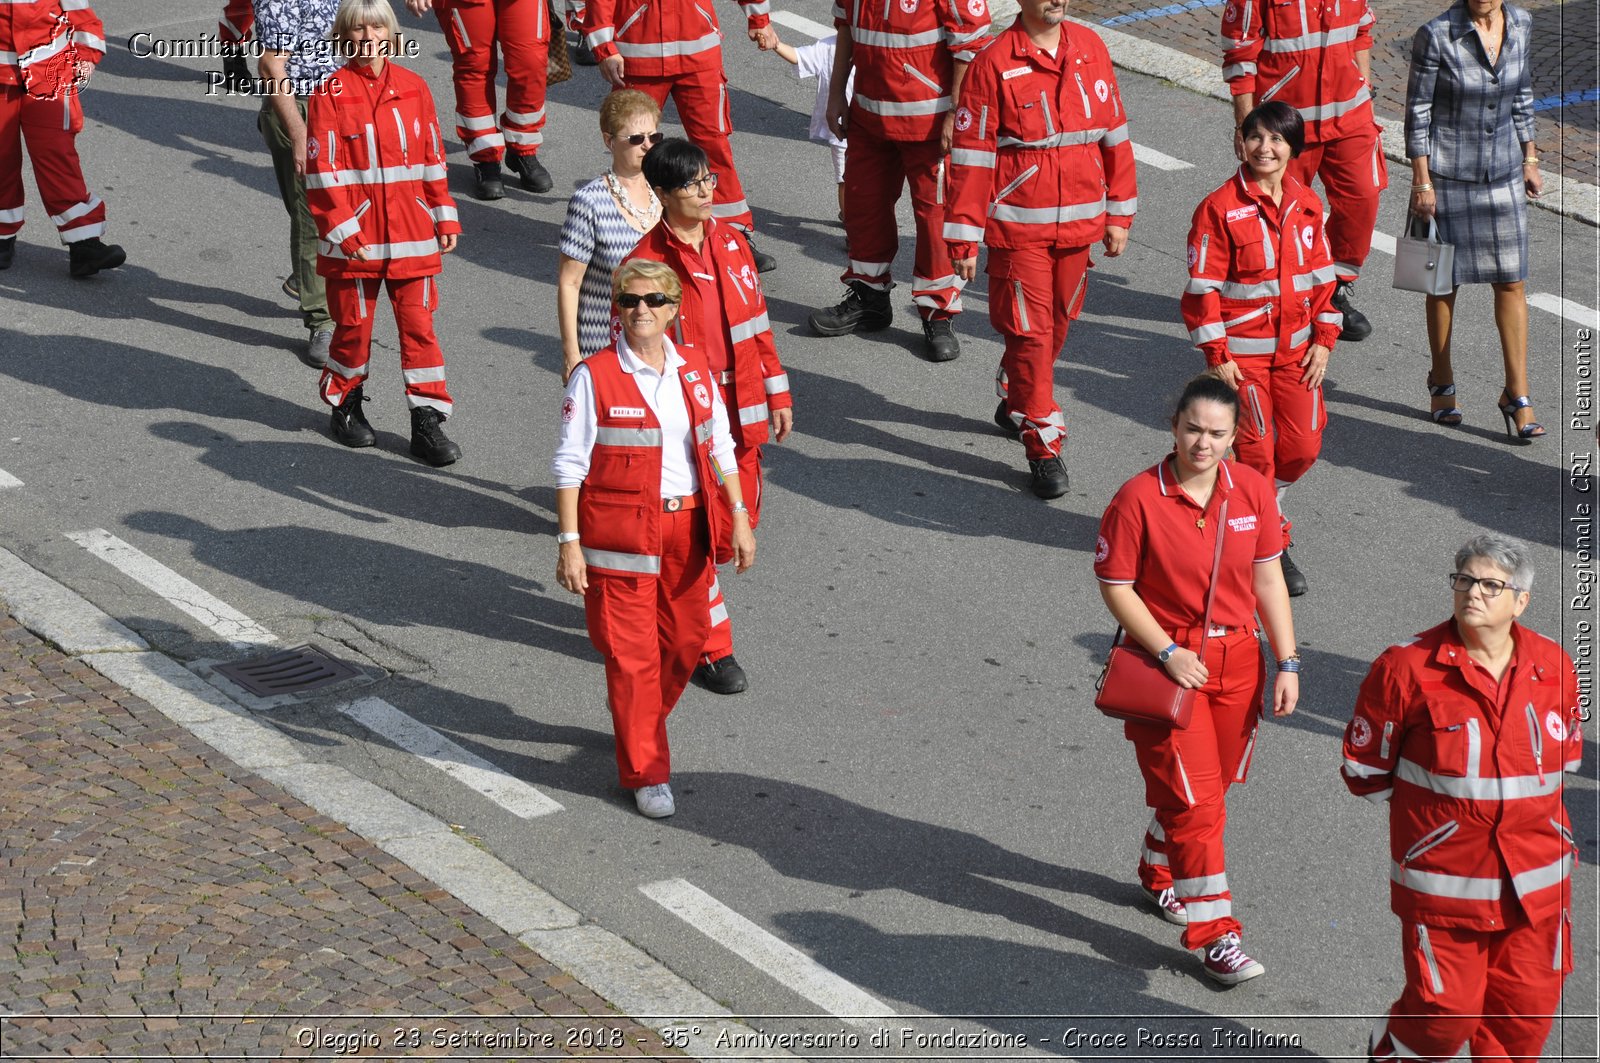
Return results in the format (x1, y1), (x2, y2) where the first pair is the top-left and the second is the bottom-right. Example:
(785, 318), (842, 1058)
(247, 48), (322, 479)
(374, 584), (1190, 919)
(617, 292), (676, 309)
(620, 131), (665, 146)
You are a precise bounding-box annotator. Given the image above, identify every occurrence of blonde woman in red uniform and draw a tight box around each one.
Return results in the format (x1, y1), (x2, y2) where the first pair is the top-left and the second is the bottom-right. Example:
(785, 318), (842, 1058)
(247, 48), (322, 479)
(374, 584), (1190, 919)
(553, 259), (756, 819)
(1095, 375), (1300, 986)
(305, 0), (464, 466)
(1181, 101), (1341, 598)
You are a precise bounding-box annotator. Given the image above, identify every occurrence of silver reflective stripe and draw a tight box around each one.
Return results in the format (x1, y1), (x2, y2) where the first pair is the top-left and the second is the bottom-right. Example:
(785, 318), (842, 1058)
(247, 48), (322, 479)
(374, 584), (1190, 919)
(403, 366), (447, 385)
(1380, 721), (1393, 759)
(1394, 757), (1565, 800)
(1184, 899), (1230, 921)
(1465, 717), (1482, 777)
(1141, 845), (1168, 867)
(1258, 64), (1299, 103)
(1402, 820), (1458, 864)
(991, 200), (1106, 225)
(1235, 726), (1257, 781)
(595, 427), (664, 446)
(1174, 750), (1195, 806)
(1222, 304), (1270, 328)
(1221, 61), (1256, 79)
(1511, 853), (1573, 897)
(728, 312), (770, 344)
(853, 25), (942, 47)
(950, 148), (997, 168)
(1147, 816), (1165, 842)
(1258, 217), (1275, 270)
(1264, 24), (1360, 50)
(1390, 863), (1501, 901)
(1105, 198), (1137, 216)
(582, 547), (661, 574)
(1012, 281), (1030, 332)
(323, 239), (440, 260)
(763, 373), (790, 395)
(1173, 873), (1229, 896)
(1290, 323), (1311, 347)
(945, 222), (986, 242)
(1294, 264), (1338, 290)
(1102, 123), (1130, 146)
(991, 165), (1038, 204)
(738, 402), (769, 426)
(618, 32), (721, 57)
(902, 62), (943, 94)
(1227, 336), (1277, 356)
(855, 93), (950, 116)
(1220, 279), (1280, 299)
(1342, 757), (1387, 778)
(1197, 234), (1209, 274)
(304, 163), (436, 189)
(1417, 925), (1444, 993)
(457, 112), (498, 131)
(695, 420), (714, 443)
(1040, 91), (1056, 135)
(586, 26), (615, 47)
(452, 8), (473, 48)
(1190, 322), (1226, 344)
(1298, 86), (1371, 122)
(996, 128), (1104, 149)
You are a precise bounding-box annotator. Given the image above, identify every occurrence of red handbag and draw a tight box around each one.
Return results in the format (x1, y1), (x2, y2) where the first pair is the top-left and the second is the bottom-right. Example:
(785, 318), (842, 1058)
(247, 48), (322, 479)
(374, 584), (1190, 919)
(1093, 500), (1227, 729)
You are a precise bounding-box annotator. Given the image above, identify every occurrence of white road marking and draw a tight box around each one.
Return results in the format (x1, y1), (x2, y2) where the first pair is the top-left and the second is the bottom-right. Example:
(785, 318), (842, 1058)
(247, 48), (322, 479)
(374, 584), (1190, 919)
(1369, 229), (1396, 256)
(0, 468), (21, 488)
(1132, 142), (1193, 171)
(339, 696), (564, 818)
(639, 877), (891, 1025)
(770, 9), (834, 38)
(1529, 292), (1599, 329)
(64, 529), (278, 647)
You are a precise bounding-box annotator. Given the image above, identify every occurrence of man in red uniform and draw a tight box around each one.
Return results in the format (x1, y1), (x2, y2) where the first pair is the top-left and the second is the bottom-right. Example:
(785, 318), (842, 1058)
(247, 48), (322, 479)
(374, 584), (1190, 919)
(405, 0), (555, 201)
(219, 0), (255, 90)
(0, 0), (125, 277)
(1222, 0), (1382, 339)
(808, 0), (990, 361)
(1343, 534), (1582, 1062)
(625, 139), (793, 694)
(584, 0), (778, 271)
(946, 0), (1135, 498)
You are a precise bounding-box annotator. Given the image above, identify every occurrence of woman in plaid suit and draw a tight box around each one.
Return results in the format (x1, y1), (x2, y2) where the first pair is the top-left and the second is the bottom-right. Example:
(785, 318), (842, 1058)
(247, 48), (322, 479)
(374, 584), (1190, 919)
(1405, 0), (1545, 440)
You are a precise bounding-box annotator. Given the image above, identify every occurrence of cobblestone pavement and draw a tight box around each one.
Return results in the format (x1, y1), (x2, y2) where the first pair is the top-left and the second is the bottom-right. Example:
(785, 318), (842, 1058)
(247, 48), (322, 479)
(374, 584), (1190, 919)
(0, 615), (677, 1061)
(1069, 0), (1598, 186)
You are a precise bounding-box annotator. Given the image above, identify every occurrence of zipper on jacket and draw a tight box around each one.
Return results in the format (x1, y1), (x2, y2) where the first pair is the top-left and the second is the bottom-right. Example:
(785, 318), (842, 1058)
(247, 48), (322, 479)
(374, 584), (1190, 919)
(1403, 820), (1458, 864)
(1552, 818), (1576, 849)
(902, 62), (943, 94)
(415, 195), (433, 225)
(1039, 91), (1056, 135)
(327, 129), (337, 171)
(724, 266), (750, 305)
(1197, 234), (1209, 274)
(693, 3), (716, 29)
(617, 4), (647, 37)
(1259, 64), (1300, 103)
(1380, 721), (1394, 760)
(1416, 925), (1444, 993)
(1073, 72), (1092, 118)
(1526, 703), (1545, 784)
(392, 110), (408, 160)
(1243, 384), (1266, 435)
(991, 164), (1039, 205)
(1222, 303), (1271, 329)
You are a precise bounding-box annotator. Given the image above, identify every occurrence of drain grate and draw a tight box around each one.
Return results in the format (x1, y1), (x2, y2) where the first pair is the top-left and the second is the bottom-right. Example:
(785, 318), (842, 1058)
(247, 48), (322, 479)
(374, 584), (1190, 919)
(213, 645), (362, 697)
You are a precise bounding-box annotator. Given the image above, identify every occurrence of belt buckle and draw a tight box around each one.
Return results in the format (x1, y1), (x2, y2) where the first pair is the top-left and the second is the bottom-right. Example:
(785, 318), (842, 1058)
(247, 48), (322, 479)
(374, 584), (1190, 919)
(665, 497), (683, 512)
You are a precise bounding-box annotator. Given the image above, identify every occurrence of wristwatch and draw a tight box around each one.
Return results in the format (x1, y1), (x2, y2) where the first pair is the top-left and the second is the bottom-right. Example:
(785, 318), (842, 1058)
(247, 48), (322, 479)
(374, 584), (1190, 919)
(1157, 642), (1179, 663)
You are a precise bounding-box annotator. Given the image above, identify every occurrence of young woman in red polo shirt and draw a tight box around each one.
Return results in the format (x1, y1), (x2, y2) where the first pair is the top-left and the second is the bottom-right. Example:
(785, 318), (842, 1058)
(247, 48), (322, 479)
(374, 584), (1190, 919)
(1093, 374), (1300, 986)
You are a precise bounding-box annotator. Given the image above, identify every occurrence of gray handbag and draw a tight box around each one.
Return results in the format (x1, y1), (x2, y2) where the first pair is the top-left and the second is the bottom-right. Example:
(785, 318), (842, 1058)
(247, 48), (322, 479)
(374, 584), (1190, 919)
(1392, 211), (1456, 296)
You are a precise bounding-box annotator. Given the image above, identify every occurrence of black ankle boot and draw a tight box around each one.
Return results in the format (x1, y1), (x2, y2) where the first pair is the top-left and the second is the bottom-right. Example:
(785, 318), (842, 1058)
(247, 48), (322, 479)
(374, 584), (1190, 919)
(330, 385), (376, 448)
(808, 281), (892, 336)
(472, 161), (505, 201)
(68, 237), (126, 279)
(410, 407), (462, 466)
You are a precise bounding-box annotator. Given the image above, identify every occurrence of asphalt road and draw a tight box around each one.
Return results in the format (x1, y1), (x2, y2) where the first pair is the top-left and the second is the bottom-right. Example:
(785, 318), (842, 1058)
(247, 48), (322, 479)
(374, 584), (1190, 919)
(3, 1), (1597, 1058)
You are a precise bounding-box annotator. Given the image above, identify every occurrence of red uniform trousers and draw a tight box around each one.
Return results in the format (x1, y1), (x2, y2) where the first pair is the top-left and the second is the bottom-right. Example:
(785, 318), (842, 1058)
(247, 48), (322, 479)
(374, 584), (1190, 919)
(219, 0), (255, 43)
(1232, 347), (1324, 540)
(629, 70), (754, 232)
(989, 244), (1091, 461)
(1130, 630), (1263, 950)
(702, 441), (761, 663)
(842, 129), (961, 318)
(586, 509), (711, 787)
(1289, 126), (1385, 282)
(320, 275), (454, 416)
(0, 86), (106, 244)
(435, 0), (550, 162)
(1371, 909), (1571, 1062)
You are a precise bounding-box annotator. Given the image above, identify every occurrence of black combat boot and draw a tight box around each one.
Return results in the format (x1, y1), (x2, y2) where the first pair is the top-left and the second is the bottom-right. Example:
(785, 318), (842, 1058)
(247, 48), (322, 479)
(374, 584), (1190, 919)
(68, 237), (126, 278)
(1332, 280), (1371, 341)
(921, 317), (960, 361)
(410, 406), (462, 466)
(508, 152), (553, 193)
(330, 385), (376, 448)
(1028, 456), (1069, 499)
(472, 161), (506, 201)
(808, 281), (892, 336)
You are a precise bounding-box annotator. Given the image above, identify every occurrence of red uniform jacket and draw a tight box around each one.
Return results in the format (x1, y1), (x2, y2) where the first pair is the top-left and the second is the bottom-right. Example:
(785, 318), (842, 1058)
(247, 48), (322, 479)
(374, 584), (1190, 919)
(1181, 168), (1340, 368)
(832, 0), (989, 142)
(945, 18), (1135, 257)
(305, 62), (461, 279)
(625, 218), (791, 450)
(583, 0), (770, 79)
(1342, 620), (1583, 931)
(1221, 0), (1375, 143)
(578, 343), (730, 575)
(1, 0), (105, 92)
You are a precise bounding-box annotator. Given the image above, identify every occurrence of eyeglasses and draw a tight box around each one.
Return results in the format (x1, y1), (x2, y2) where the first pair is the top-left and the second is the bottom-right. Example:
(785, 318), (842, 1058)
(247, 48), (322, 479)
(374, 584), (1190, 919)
(1447, 573), (1523, 598)
(675, 172), (719, 193)
(620, 131), (664, 147)
(617, 291), (676, 309)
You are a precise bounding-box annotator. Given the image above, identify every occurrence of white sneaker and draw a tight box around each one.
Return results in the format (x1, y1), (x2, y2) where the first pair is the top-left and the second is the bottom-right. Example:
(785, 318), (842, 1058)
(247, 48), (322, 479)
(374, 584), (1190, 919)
(1200, 932), (1265, 985)
(634, 783), (675, 818)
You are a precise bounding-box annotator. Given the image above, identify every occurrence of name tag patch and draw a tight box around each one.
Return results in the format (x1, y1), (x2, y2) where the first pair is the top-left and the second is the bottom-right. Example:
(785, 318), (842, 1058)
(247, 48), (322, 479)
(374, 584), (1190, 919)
(1002, 66), (1031, 80)
(608, 406), (646, 419)
(1225, 205), (1259, 223)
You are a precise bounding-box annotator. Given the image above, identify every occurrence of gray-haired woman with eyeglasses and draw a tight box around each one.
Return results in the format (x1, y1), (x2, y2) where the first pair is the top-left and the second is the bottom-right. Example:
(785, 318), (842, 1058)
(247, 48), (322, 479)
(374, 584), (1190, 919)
(1341, 534), (1582, 1062)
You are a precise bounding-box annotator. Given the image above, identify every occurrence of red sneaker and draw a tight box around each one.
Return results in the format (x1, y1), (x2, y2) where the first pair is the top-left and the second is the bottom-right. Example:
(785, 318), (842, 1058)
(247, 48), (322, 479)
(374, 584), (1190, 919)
(1200, 933), (1264, 985)
(1140, 885), (1189, 926)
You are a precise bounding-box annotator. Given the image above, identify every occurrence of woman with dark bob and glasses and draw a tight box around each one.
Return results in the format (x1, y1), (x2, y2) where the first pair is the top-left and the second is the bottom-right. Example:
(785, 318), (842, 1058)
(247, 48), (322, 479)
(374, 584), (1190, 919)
(1095, 374), (1300, 987)
(1343, 534), (1581, 1063)
(623, 138), (793, 697)
(552, 258), (756, 819)
(1181, 101), (1341, 599)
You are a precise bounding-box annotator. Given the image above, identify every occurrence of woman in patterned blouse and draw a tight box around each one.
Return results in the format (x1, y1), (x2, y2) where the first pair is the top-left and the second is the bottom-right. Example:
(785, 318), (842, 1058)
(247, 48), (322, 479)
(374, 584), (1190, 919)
(557, 90), (664, 381)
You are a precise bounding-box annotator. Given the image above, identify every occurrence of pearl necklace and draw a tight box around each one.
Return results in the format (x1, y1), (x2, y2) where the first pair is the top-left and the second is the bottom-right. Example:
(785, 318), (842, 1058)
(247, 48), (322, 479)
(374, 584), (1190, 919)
(605, 170), (660, 225)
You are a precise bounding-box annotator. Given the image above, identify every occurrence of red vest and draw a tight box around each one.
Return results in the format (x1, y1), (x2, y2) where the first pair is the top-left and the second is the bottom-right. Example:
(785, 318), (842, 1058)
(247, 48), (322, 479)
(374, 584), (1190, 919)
(578, 344), (729, 576)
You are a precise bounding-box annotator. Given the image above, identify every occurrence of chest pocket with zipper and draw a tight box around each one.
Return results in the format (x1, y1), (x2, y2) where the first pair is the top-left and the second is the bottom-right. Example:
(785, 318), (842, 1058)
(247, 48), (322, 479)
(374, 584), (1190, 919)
(1002, 77), (1053, 143)
(1425, 701), (1479, 778)
(1227, 216), (1270, 274)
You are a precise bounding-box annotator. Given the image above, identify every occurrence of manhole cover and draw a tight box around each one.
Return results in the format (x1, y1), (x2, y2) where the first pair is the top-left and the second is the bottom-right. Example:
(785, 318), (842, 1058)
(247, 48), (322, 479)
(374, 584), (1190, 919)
(213, 645), (362, 697)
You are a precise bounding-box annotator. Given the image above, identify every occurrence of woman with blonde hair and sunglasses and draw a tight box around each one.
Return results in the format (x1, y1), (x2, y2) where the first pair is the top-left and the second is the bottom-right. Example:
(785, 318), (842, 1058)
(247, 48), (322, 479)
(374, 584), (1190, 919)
(557, 90), (664, 382)
(552, 258), (756, 819)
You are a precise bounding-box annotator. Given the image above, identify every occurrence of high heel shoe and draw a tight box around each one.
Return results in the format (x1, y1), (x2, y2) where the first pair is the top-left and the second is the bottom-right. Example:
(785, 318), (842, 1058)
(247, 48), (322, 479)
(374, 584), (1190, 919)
(1427, 374), (1463, 425)
(1498, 391), (1547, 441)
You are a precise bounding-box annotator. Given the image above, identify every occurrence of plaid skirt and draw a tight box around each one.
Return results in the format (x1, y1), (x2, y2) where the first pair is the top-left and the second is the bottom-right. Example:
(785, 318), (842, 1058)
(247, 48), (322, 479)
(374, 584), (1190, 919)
(1433, 171), (1529, 285)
